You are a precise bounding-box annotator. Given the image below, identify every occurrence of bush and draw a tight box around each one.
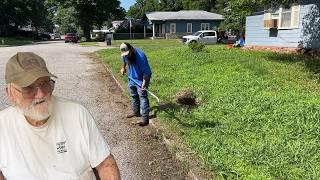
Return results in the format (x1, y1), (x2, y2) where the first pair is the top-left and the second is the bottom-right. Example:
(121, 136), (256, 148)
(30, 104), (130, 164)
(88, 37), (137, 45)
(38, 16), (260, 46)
(188, 42), (205, 52)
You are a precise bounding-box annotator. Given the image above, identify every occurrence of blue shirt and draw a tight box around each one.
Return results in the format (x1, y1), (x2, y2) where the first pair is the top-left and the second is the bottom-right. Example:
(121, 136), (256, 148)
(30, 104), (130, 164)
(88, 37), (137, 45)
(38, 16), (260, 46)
(122, 48), (152, 87)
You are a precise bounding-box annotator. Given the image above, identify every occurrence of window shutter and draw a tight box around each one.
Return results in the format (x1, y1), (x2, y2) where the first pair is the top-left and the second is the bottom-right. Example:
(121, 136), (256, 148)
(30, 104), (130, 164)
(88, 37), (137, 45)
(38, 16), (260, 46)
(264, 12), (271, 28)
(291, 5), (300, 27)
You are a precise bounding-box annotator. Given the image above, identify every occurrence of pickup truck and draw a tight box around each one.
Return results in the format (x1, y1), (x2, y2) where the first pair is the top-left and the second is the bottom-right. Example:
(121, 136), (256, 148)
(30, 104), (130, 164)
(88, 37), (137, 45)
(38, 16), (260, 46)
(182, 30), (218, 44)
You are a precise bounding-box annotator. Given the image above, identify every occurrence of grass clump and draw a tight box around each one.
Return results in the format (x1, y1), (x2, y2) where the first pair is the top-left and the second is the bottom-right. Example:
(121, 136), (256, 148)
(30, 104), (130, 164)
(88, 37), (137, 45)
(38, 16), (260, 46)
(188, 42), (205, 52)
(98, 39), (320, 179)
(0, 37), (33, 47)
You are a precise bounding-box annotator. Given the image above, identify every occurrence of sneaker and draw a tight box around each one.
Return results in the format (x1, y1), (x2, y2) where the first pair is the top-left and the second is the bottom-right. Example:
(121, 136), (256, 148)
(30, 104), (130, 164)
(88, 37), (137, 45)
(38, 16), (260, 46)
(126, 113), (141, 118)
(136, 120), (149, 126)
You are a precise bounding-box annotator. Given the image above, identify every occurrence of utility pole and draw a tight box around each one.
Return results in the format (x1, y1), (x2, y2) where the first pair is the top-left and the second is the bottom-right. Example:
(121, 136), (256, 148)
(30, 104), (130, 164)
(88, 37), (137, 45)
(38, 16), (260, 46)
(129, 17), (132, 43)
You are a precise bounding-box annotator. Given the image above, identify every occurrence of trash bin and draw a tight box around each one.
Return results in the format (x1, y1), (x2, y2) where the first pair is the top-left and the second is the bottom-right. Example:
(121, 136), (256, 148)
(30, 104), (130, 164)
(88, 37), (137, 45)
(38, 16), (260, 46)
(105, 33), (112, 46)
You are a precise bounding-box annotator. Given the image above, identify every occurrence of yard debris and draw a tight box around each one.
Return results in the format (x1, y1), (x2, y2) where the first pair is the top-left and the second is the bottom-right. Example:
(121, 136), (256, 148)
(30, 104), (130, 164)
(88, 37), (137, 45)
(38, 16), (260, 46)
(176, 89), (197, 106)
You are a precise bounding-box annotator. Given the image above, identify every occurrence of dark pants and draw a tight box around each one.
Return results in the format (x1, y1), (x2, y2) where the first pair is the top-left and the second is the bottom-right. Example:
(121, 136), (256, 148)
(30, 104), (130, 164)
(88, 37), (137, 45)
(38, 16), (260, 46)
(128, 85), (150, 123)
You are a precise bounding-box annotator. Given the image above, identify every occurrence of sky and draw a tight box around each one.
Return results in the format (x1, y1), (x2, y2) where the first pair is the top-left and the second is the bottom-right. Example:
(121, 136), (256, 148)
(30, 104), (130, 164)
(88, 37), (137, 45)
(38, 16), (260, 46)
(120, 0), (136, 11)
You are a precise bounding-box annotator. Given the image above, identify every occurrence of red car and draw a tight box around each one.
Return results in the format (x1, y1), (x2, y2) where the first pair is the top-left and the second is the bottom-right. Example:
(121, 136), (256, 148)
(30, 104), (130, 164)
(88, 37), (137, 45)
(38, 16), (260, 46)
(64, 33), (79, 43)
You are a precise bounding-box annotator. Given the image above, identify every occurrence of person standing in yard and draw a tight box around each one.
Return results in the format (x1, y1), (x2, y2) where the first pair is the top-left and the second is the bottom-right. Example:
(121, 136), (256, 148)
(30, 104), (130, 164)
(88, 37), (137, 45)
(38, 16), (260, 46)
(119, 42), (152, 126)
(0, 52), (120, 180)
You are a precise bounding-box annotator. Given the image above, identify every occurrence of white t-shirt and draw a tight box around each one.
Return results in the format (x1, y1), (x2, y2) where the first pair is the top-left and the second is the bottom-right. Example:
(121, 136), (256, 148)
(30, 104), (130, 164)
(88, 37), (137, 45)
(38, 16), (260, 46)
(0, 96), (110, 180)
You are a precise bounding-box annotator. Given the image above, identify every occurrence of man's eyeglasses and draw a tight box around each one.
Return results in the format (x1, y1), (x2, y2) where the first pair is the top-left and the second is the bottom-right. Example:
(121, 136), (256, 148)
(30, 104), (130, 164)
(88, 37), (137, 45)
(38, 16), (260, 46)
(12, 79), (55, 98)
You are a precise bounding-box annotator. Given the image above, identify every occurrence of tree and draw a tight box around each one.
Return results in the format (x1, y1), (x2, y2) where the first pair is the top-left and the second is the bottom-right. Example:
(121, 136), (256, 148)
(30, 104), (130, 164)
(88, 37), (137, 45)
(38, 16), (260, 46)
(158, 0), (183, 11)
(127, 0), (159, 19)
(49, 0), (125, 40)
(181, 0), (216, 12)
(29, 0), (54, 32)
(0, 0), (53, 36)
(52, 7), (78, 34)
(221, 0), (299, 33)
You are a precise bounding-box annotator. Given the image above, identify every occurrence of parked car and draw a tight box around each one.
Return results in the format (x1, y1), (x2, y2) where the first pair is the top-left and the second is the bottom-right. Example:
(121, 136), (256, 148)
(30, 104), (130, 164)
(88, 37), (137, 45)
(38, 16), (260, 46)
(51, 33), (61, 39)
(36, 32), (51, 41)
(182, 30), (218, 45)
(64, 33), (78, 43)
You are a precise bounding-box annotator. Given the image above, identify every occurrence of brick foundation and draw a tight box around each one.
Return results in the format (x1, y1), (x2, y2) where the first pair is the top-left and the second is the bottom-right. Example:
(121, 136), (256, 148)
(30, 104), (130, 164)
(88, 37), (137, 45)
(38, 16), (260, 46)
(243, 45), (301, 53)
(244, 45), (320, 56)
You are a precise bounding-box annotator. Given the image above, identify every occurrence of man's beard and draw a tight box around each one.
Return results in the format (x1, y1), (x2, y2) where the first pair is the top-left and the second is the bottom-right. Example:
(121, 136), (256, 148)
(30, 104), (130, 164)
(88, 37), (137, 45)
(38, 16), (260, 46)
(16, 96), (54, 122)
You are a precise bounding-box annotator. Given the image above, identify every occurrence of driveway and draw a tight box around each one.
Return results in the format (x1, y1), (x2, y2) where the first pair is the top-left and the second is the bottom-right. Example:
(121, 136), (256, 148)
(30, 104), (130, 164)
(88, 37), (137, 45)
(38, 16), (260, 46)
(0, 41), (185, 179)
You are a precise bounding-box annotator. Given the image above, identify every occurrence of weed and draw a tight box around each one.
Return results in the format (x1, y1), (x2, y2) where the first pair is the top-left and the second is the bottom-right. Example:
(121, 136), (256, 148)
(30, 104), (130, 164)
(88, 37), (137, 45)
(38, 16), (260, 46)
(188, 42), (205, 52)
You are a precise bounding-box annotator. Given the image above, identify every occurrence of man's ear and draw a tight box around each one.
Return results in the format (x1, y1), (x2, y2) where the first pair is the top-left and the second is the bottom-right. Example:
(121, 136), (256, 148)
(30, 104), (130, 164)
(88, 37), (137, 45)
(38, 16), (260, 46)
(5, 84), (15, 102)
(5, 85), (10, 97)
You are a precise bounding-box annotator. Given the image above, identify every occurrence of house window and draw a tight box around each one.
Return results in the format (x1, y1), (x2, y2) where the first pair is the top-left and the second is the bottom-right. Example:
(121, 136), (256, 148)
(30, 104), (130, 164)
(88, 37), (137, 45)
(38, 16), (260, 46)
(201, 23), (209, 30)
(170, 23), (176, 33)
(203, 32), (216, 37)
(264, 5), (300, 29)
(279, 5), (300, 28)
(187, 23), (192, 33)
(280, 7), (292, 27)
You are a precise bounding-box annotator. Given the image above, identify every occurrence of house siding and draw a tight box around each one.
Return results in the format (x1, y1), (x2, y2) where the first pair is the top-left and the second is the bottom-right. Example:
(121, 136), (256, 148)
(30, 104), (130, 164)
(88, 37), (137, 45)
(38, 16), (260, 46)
(165, 20), (222, 34)
(246, 1), (320, 48)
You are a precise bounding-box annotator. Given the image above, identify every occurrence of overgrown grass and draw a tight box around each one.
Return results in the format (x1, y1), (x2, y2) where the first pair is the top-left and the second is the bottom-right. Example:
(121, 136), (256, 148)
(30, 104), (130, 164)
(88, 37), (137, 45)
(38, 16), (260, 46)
(0, 37), (33, 47)
(79, 42), (99, 46)
(98, 39), (320, 179)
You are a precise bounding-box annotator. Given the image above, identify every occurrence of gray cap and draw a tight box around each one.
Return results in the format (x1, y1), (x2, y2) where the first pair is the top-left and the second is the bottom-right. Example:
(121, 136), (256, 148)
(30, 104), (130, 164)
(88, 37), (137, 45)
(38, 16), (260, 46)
(5, 52), (57, 87)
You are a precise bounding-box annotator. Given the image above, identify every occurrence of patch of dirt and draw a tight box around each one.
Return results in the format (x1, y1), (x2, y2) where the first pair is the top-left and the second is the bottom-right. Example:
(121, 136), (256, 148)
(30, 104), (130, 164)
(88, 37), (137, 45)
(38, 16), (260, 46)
(152, 118), (216, 179)
(176, 89), (197, 106)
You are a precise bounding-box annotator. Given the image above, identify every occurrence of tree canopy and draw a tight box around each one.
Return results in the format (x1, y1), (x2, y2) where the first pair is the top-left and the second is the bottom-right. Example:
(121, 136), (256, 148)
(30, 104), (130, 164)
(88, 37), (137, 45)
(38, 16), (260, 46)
(0, 0), (53, 36)
(0, 0), (125, 40)
(47, 0), (125, 40)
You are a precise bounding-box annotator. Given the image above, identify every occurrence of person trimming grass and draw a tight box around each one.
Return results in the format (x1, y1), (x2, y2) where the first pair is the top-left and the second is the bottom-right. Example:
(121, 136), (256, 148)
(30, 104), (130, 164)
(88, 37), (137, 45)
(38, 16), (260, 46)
(119, 42), (152, 126)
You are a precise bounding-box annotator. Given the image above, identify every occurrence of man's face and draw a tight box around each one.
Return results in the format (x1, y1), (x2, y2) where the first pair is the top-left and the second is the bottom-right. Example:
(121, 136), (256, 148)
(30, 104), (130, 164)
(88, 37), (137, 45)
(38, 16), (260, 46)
(7, 76), (54, 121)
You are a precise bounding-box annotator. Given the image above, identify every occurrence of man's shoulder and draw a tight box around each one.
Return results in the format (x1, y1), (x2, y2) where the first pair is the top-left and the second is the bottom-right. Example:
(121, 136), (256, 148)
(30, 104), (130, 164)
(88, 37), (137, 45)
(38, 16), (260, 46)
(0, 106), (16, 119)
(135, 48), (147, 60)
(53, 97), (92, 128)
(135, 48), (144, 55)
(0, 107), (17, 128)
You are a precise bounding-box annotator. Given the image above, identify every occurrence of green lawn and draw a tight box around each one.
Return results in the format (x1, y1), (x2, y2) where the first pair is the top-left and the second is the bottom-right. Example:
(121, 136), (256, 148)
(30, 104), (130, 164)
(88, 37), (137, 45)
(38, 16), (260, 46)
(98, 39), (320, 179)
(0, 37), (33, 47)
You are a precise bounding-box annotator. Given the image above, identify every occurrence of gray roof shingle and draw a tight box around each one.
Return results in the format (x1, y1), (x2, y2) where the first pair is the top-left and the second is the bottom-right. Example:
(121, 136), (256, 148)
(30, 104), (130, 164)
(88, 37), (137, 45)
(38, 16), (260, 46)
(145, 10), (224, 21)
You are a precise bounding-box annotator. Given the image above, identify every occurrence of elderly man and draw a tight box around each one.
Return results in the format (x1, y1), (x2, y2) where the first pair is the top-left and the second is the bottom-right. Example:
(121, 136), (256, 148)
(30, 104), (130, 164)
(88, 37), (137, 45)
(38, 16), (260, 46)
(0, 52), (120, 180)
(119, 43), (152, 126)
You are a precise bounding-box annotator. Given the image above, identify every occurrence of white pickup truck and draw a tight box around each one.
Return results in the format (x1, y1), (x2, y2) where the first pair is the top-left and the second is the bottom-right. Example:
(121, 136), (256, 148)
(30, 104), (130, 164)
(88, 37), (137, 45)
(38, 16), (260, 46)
(182, 30), (218, 44)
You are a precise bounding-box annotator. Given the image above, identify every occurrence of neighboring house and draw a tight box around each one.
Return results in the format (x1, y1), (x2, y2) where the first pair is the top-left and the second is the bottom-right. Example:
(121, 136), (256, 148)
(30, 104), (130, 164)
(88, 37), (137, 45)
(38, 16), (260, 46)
(141, 10), (223, 39)
(246, 0), (320, 51)
(18, 24), (33, 32)
(91, 26), (111, 39)
(91, 21), (124, 36)
(111, 21), (124, 30)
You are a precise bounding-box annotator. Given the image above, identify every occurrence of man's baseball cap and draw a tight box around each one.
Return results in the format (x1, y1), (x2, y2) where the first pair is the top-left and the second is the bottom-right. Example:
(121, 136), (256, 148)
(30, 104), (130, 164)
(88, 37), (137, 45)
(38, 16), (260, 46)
(5, 52), (57, 87)
(120, 43), (130, 57)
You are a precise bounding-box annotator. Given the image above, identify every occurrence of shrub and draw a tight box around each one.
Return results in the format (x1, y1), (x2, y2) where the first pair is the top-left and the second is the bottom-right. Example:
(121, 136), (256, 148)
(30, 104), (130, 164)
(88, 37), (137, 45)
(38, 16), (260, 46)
(188, 42), (205, 52)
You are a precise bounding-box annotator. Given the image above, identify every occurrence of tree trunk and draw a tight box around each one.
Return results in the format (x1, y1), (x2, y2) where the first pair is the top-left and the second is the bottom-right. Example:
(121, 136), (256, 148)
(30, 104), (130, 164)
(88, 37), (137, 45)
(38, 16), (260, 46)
(82, 25), (91, 41)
